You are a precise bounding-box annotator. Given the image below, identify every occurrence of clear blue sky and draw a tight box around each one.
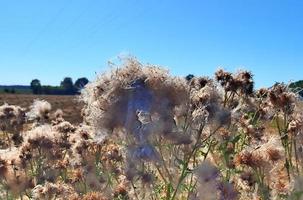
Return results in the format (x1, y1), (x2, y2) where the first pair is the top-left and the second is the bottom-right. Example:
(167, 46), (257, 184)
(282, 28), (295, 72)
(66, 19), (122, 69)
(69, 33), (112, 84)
(0, 0), (302, 88)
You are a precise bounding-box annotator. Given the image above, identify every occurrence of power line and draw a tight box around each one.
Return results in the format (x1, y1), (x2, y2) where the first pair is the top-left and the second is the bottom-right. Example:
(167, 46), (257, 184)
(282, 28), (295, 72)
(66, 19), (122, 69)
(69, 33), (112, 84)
(22, 0), (71, 56)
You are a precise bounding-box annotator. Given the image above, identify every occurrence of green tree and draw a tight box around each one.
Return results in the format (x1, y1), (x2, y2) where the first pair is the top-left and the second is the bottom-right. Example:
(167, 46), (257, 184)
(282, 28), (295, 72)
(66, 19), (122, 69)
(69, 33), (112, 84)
(30, 79), (42, 94)
(74, 77), (89, 90)
(185, 74), (194, 81)
(60, 77), (75, 94)
(289, 80), (303, 97)
(289, 80), (303, 89)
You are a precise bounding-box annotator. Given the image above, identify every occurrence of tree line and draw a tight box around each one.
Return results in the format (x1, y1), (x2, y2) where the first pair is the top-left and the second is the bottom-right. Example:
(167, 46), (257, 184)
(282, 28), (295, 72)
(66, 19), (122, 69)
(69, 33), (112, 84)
(30, 77), (89, 95)
(289, 80), (303, 97)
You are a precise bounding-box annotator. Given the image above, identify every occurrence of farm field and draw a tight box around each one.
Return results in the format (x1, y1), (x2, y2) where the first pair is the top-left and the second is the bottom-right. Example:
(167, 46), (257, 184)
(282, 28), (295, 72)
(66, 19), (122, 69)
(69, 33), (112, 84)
(0, 94), (83, 124)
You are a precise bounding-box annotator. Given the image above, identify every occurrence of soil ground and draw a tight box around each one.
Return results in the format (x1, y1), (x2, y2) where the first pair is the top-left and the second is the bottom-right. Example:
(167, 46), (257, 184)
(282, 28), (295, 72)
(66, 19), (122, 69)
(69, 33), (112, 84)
(0, 94), (83, 124)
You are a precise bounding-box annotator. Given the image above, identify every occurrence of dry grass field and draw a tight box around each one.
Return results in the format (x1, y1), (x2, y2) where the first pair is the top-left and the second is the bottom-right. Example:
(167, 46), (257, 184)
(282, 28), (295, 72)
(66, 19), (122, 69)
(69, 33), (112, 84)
(0, 94), (83, 124)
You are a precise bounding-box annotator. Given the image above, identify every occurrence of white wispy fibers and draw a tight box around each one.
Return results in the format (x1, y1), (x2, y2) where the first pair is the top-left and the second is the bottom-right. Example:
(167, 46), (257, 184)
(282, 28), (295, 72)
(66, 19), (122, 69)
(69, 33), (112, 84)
(189, 79), (231, 130)
(27, 99), (52, 123)
(80, 58), (192, 184)
(0, 103), (25, 133)
(23, 124), (55, 141)
(80, 57), (189, 144)
(53, 121), (75, 134)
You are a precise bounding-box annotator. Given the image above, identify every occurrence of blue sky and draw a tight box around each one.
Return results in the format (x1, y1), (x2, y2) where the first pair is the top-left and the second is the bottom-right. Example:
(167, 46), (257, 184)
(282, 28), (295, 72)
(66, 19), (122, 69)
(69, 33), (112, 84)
(0, 0), (302, 88)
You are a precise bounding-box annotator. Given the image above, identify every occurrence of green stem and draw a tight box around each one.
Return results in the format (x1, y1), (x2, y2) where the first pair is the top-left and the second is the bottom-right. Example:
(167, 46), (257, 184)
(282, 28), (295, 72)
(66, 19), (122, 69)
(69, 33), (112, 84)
(131, 180), (140, 200)
(294, 139), (299, 173)
(170, 125), (220, 200)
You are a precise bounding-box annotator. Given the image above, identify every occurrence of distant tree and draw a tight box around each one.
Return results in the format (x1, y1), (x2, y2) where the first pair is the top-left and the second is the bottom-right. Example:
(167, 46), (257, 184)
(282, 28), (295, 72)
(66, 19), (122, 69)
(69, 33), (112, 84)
(185, 74), (194, 81)
(42, 85), (65, 95)
(289, 80), (303, 98)
(74, 77), (89, 91)
(10, 89), (16, 94)
(60, 77), (75, 95)
(4, 88), (9, 93)
(30, 79), (42, 94)
(289, 80), (303, 89)
(42, 86), (51, 95)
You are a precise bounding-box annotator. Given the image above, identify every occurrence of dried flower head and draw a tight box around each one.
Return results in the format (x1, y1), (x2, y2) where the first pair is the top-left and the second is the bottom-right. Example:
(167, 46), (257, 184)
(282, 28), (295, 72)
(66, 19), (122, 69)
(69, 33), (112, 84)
(0, 157), (8, 177)
(0, 103), (25, 134)
(27, 100), (52, 122)
(32, 182), (78, 200)
(268, 83), (295, 114)
(82, 192), (108, 200)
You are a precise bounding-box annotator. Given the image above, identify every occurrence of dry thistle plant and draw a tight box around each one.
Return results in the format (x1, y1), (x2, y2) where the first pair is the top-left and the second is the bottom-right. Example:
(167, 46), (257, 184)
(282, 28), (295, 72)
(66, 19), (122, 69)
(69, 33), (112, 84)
(26, 100), (52, 125)
(0, 103), (25, 147)
(1, 58), (303, 200)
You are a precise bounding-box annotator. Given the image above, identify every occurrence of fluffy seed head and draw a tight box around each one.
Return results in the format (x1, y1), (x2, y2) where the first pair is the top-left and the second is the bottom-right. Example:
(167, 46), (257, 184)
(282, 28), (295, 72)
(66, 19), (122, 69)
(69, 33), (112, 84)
(27, 100), (52, 122)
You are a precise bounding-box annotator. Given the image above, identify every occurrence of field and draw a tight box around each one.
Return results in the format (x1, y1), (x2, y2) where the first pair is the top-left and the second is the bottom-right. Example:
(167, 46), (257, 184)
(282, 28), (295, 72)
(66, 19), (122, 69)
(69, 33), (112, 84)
(0, 94), (83, 124)
(1, 59), (303, 200)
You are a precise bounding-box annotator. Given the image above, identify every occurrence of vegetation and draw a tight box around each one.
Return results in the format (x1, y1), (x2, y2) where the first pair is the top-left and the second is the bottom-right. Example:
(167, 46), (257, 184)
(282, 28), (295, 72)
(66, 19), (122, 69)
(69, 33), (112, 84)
(1, 77), (89, 95)
(30, 79), (42, 95)
(290, 80), (303, 89)
(289, 80), (303, 97)
(0, 86), (32, 94)
(1, 58), (303, 200)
